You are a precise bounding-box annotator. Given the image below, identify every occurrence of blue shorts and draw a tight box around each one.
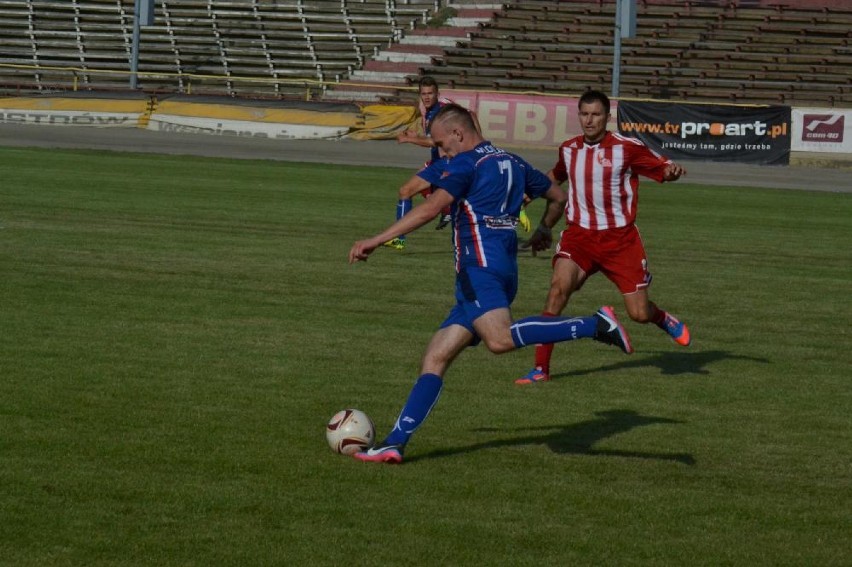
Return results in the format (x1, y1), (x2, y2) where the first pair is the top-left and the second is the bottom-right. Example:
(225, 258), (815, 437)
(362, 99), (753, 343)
(439, 266), (518, 344)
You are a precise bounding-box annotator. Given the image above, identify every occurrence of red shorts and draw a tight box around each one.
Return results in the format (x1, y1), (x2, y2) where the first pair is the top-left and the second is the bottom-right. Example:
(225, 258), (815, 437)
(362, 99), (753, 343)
(553, 224), (652, 294)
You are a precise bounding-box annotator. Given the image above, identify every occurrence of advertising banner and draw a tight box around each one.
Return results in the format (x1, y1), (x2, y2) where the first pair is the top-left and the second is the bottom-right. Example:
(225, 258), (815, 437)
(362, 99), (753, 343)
(792, 108), (852, 153)
(444, 90), (619, 148)
(617, 101), (792, 165)
(0, 96), (147, 127)
(347, 104), (416, 140)
(146, 113), (353, 139)
(147, 99), (360, 139)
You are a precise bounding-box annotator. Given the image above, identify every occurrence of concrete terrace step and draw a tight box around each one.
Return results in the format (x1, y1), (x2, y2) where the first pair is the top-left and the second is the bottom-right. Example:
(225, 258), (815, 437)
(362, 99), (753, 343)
(326, 83), (400, 93)
(323, 4), (503, 103)
(374, 50), (439, 64)
(407, 27), (472, 37)
(448, 8), (502, 27)
(454, 9), (504, 18)
(386, 44), (446, 55)
(364, 60), (422, 73)
(399, 33), (469, 48)
(349, 69), (416, 83)
(447, 2), (506, 9)
(448, 16), (493, 27)
(322, 82), (401, 102)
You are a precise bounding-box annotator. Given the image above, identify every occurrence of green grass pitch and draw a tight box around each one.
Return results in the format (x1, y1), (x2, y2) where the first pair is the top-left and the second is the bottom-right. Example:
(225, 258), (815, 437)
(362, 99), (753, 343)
(1, 147), (850, 565)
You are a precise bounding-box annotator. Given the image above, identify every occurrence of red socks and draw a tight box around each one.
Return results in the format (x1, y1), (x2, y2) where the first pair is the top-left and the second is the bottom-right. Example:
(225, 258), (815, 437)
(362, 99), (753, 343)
(649, 303), (667, 327)
(533, 311), (558, 372)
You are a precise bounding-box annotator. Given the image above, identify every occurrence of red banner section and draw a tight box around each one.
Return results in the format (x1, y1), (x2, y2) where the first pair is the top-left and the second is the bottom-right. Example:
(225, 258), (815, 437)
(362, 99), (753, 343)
(792, 108), (852, 153)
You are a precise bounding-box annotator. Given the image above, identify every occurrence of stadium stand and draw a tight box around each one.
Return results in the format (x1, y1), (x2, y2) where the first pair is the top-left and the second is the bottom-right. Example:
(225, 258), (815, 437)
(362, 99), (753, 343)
(134, 0), (434, 97)
(0, 1), (849, 106)
(0, 0), (434, 98)
(424, 1), (851, 106)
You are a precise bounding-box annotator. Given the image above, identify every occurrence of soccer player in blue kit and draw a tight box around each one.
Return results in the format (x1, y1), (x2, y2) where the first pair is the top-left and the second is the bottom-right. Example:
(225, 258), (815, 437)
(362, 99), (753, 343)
(383, 77), (453, 250)
(348, 104), (634, 464)
(386, 77), (531, 250)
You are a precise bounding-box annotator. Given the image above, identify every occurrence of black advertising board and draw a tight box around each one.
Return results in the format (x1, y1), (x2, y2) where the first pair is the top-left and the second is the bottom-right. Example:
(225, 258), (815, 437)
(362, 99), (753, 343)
(618, 101), (792, 165)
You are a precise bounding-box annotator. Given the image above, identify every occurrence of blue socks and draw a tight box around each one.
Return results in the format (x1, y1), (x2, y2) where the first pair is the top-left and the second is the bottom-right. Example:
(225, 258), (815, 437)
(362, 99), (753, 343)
(381, 317), (596, 447)
(510, 315), (597, 349)
(397, 198), (412, 220)
(396, 198), (412, 238)
(384, 373), (443, 447)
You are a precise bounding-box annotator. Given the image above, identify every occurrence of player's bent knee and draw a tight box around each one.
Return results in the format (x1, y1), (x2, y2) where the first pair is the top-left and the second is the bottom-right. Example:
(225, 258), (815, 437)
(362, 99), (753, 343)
(482, 336), (515, 354)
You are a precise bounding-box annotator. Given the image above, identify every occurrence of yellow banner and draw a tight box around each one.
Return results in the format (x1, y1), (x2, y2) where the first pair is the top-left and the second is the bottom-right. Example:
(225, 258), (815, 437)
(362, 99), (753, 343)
(0, 96), (148, 113)
(154, 100), (360, 127)
(0, 95), (419, 139)
(349, 105), (417, 140)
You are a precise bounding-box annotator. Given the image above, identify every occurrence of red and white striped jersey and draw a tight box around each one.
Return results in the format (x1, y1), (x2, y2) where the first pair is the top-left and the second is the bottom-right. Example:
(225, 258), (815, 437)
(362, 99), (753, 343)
(552, 132), (672, 230)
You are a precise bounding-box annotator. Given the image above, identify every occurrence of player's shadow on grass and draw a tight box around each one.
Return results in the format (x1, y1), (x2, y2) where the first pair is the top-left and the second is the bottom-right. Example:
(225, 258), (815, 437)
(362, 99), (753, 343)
(552, 349), (769, 380)
(409, 409), (695, 465)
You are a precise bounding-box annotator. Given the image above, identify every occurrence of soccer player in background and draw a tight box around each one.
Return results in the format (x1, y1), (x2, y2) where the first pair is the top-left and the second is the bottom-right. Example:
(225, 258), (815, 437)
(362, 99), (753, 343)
(386, 76), (531, 250)
(348, 104), (634, 463)
(517, 90), (691, 385)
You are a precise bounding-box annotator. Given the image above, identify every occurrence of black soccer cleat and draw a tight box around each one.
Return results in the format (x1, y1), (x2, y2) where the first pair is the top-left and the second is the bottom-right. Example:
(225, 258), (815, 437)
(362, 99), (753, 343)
(593, 306), (634, 354)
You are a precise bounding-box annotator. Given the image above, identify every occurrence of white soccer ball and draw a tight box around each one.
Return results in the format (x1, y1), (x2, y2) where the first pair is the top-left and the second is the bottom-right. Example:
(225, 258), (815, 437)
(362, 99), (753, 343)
(326, 409), (375, 456)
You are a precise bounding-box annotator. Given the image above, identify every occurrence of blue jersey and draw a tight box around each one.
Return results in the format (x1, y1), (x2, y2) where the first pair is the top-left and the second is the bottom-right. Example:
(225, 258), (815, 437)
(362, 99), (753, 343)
(421, 142), (552, 273)
(423, 98), (452, 163)
(416, 157), (448, 186)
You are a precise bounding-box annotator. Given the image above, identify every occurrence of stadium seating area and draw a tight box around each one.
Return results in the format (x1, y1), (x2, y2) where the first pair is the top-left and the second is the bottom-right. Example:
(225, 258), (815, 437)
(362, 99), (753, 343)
(0, 0), (435, 97)
(425, 1), (852, 106)
(0, 0), (849, 106)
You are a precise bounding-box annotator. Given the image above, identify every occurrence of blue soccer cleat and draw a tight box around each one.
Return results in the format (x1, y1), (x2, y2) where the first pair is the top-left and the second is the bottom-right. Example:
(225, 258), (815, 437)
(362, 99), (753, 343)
(661, 313), (691, 346)
(515, 366), (550, 385)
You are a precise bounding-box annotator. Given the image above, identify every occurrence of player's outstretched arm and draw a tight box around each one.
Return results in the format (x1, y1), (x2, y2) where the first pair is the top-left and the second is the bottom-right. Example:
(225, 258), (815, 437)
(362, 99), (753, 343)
(399, 174), (433, 200)
(397, 129), (434, 148)
(349, 189), (454, 264)
(349, 239), (378, 263)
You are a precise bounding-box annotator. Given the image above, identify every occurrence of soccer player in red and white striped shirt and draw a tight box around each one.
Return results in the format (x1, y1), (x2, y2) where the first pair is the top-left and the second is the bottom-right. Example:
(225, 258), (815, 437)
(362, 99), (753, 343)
(517, 90), (691, 385)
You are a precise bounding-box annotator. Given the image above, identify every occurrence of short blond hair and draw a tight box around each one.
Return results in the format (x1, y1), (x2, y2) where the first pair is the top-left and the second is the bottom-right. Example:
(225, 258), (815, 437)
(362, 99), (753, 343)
(432, 103), (476, 132)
